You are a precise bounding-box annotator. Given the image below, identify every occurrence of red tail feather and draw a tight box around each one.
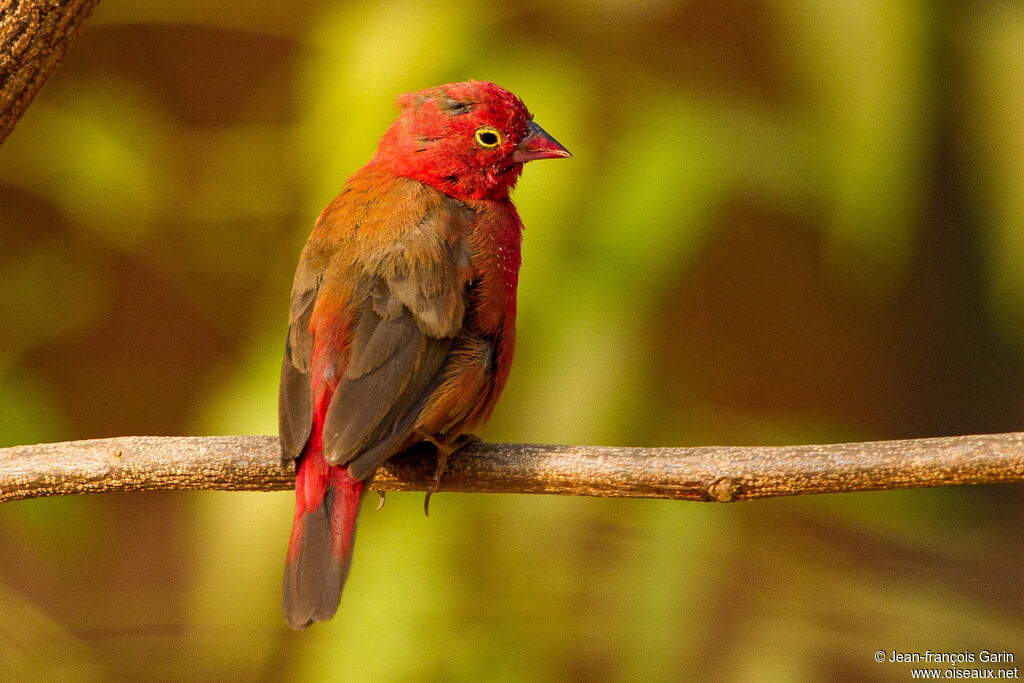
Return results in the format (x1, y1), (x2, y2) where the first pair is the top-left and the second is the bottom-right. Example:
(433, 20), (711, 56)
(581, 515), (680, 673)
(283, 448), (364, 629)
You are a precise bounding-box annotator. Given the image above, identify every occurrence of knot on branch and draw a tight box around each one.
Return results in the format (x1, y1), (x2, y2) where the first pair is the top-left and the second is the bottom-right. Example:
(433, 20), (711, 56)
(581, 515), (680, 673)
(705, 476), (738, 502)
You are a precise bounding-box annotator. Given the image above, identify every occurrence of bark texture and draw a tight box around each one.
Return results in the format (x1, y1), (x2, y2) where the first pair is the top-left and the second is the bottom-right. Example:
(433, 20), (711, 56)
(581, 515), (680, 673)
(0, 0), (99, 144)
(1, 433), (1022, 504)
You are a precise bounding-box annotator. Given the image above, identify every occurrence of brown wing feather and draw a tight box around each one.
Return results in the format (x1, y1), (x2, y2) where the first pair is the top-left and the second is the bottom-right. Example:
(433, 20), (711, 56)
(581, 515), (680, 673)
(278, 251), (323, 463)
(281, 172), (475, 478)
(322, 289), (452, 466)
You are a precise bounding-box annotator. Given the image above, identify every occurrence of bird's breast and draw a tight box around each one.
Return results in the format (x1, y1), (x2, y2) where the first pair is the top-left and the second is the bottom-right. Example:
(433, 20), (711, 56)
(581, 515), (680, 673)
(465, 199), (523, 337)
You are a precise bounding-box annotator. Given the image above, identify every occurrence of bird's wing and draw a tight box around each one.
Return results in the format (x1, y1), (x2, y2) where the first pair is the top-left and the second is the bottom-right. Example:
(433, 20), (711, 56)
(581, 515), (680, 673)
(278, 243), (322, 464)
(279, 178), (474, 480)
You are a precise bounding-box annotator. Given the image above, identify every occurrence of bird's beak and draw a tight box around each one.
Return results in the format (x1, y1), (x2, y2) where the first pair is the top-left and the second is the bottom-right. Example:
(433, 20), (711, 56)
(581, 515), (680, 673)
(511, 121), (572, 163)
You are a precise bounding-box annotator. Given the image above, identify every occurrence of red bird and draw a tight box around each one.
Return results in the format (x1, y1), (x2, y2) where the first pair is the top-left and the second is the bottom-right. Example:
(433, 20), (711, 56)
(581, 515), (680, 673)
(278, 80), (570, 628)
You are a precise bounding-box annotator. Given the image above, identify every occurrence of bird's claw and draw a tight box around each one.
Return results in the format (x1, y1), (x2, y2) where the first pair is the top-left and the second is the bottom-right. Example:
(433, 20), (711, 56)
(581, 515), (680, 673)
(424, 449), (448, 517)
(421, 433), (482, 516)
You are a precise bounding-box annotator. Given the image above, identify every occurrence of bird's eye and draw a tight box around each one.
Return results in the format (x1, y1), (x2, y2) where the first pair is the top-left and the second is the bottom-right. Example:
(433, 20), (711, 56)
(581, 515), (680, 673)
(474, 127), (502, 148)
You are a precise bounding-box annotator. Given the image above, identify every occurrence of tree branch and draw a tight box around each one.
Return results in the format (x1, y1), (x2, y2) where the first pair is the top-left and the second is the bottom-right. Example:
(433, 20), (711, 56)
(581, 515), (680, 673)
(0, 0), (100, 145)
(1, 432), (1023, 504)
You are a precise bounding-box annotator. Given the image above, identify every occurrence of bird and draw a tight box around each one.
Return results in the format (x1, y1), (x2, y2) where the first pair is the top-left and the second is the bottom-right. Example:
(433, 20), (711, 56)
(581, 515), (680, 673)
(278, 80), (570, 628)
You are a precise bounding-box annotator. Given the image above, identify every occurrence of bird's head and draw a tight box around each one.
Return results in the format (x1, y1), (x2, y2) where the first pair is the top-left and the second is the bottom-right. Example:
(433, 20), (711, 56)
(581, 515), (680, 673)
(373, 80), (571, 201)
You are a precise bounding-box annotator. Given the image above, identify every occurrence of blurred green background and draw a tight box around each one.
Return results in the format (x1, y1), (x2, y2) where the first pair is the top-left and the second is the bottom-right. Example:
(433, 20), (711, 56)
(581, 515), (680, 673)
(1, 0), (1022, 680)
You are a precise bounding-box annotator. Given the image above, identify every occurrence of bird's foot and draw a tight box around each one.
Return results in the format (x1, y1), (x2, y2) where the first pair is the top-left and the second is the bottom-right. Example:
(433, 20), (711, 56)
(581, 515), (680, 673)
(422, 433), (480, 516)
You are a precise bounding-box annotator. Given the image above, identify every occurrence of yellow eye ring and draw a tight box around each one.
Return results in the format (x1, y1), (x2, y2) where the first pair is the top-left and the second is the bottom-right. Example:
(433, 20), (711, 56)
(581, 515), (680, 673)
(474, 127), (502, 148)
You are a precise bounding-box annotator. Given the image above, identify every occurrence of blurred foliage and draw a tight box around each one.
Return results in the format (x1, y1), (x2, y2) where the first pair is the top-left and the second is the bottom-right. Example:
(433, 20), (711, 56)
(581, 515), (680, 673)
(1, 0), (1023, 680)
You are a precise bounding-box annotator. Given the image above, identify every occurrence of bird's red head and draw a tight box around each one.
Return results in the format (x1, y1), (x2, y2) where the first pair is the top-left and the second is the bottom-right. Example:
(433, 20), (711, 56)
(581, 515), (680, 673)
(372, 80), (570, 201)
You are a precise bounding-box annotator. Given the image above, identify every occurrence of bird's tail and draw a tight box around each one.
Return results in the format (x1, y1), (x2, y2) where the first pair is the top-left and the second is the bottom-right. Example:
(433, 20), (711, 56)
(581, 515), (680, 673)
(283, 449), (365, 629)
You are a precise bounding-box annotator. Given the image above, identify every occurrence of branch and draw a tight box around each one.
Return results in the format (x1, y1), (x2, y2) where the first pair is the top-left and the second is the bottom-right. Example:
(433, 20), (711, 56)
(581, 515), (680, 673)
(0, 0), (100, 145)
(1, 432), (1023, 504)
